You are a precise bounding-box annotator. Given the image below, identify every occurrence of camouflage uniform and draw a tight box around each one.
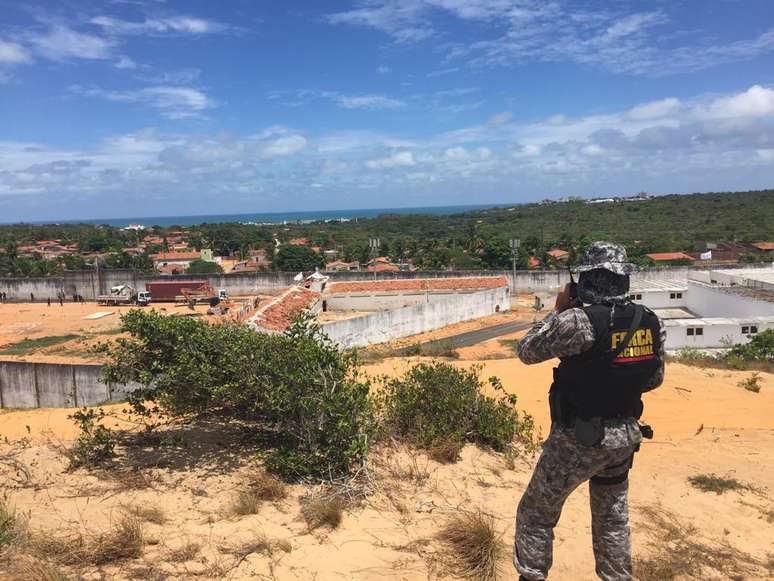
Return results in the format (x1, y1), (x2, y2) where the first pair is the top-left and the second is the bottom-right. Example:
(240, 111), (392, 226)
(513, 242), (665, 581)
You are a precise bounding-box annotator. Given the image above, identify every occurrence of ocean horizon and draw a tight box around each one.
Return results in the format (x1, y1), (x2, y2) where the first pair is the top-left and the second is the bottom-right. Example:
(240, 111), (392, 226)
(11, 203), (510, 228)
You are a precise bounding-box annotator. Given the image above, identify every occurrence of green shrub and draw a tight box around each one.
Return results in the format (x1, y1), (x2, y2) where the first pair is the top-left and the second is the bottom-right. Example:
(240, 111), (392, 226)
(103, 311), (373, 481)
(378, 362), (534, 455)
(727, 329), (774, 362)
(738, 372), (762, 393)
(67, 408), (116, 469)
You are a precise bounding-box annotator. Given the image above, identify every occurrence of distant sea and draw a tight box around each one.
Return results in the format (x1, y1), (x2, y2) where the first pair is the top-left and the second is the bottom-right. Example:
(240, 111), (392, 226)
(48, 204), (508, 228)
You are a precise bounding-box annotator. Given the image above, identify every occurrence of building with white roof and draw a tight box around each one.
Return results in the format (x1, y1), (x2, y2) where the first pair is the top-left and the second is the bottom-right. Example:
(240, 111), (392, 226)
(628, 266), (774, 350)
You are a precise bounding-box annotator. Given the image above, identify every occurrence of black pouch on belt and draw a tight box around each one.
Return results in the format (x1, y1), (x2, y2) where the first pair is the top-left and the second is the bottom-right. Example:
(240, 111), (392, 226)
(574, 417), (604, 447)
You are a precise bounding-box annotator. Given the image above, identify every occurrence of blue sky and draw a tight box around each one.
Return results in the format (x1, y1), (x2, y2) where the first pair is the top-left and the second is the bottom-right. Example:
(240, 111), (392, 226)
(1, 0), (774, 222)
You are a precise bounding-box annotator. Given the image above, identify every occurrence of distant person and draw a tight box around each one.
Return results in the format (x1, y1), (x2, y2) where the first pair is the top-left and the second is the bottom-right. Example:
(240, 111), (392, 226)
(30, 292), (34, 302)
(513, 242), (664, 581)
(47, 297), (51, 307)
(59, 295), (64, 307)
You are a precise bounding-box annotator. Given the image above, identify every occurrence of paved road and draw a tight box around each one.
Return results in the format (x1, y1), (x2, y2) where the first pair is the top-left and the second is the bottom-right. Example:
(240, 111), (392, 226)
(398, 319), (533, 354)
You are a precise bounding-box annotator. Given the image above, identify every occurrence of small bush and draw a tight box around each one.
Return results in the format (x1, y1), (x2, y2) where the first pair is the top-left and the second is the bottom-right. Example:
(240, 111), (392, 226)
(67, 408), (116, 470)
(300, 494), (345, 531)
(688, 473), (752, 495)
(438, 512), (503, 581)
(379, 362), (534, 457)
(738, 372), (762, 393)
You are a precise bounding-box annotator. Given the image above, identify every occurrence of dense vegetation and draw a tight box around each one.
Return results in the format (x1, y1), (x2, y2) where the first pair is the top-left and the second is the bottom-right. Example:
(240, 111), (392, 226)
(100, 311), (534, 481)
(1, 189), (773, 276)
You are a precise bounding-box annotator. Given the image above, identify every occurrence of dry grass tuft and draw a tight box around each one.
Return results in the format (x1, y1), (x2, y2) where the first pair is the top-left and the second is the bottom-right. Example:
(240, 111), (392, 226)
(300, 494), (346, 531)
(3, 554), (67, 581)
(27, 514), (143, 566)
(428, 438), (463, 464)
(246, 470), (288, 502)
(230, 490), (263, 516)
(0, 497), (27, 549)
(166, 541), (201, 562)
(122, 503), (167, 524)
(634, 505), (763, 580)
(688, 473), (753, 495)
(437, 511), (503, 581)
(231, 470), (288, 516)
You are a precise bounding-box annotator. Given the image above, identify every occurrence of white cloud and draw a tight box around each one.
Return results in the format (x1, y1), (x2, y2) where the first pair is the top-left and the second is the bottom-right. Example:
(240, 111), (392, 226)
(90, 15), (226, 35)
(328, 1), (774, 76)
(4, 85), (774, 216)
(115, 55), (138, 69)
(335, 94), (405, 110)
(697, 85), (774, 120)
(0, 40), (32, 64)
(28, 25), (114, 61)
(272, 89), (406, 111)
(261, 135), (307, 158)
(73, 85), (214, 119)
(626, 98), (681, 121)
(376, 65), (391, 74)
(489, 111), (513, 125)
(366, 150), (416, 168)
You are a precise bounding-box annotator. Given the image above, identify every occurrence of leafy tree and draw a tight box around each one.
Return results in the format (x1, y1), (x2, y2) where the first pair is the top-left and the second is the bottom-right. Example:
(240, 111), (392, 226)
(102, 311), (373, 481)
(273, 245), (324, 271)
(186, 259), (223, 274)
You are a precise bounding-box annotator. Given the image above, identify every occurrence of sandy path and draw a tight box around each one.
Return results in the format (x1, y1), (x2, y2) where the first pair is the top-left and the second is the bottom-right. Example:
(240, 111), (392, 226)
(1, 360), (772, 580)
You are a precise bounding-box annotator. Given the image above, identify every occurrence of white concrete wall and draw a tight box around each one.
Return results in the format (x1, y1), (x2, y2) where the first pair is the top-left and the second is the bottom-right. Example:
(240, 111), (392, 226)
(322, 287), (509, 348)
(0, 360), (139, 409)
(664, 319), (774, 350)
(324, 290), (490, 311)
(631, 290), (687, 310)
(685, 281), (774, 318)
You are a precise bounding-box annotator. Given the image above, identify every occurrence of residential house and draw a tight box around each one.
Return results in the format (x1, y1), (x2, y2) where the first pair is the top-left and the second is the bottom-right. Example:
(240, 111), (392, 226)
(325, 260), (360, 272)
(645, 252), (695, 263)
(151, 251), (207, 271)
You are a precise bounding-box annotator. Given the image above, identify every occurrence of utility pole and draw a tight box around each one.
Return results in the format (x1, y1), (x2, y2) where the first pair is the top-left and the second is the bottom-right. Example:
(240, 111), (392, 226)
(509, 238), (520, 292)
(369, 238), (381, 280)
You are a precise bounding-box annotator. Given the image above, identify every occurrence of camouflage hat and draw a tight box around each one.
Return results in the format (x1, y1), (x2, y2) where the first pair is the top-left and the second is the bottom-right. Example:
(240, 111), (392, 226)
(577, 241), (634, 276)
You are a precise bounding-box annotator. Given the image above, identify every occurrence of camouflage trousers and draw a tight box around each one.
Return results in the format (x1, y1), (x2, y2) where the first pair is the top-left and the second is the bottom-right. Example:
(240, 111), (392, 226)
(514, 425), (637, 580)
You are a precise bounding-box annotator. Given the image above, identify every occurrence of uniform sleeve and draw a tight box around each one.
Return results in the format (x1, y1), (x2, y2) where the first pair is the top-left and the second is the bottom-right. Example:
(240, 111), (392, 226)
(642, 315), (666, 392)
(517, 308), (597, 364)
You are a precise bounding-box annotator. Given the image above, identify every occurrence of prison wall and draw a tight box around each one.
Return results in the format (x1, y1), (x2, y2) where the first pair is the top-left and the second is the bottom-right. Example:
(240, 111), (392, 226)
(321, 287), (508, 348)
(1, 263), (772, 302)
(0, 360), (138, 409)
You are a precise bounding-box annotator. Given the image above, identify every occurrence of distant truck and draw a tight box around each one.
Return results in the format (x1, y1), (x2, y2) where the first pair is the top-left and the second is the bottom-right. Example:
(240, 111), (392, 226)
(97, 284), (150, 306)
(145, 280), (227, 306)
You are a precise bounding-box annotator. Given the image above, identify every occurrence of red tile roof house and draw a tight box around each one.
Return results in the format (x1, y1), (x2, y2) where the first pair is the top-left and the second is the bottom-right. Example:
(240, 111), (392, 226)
(151, 251), (202, 271)
(751, 242), (774, 253)
(547, 248), (569, 261)
(645, 252), (695, 263)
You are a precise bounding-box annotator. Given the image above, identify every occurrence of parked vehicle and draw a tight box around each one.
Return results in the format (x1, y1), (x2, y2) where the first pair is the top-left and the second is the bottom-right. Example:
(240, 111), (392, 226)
(96, 284), (150, 306)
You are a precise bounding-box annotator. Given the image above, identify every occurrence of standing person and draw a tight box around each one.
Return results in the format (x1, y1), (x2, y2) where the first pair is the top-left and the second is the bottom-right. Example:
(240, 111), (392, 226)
(30, 292), (34, 302)
(47, 297), (51, 307)
(513, 241), (665, 581)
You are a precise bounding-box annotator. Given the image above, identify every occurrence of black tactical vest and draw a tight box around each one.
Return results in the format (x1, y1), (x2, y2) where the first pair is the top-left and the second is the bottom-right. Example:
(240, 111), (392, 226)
(551, 303), (662, 421)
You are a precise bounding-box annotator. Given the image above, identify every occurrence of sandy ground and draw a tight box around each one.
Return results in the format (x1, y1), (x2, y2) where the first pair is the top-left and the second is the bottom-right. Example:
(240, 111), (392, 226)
(0, 298), (266, 364)
(1, 357), (772, 580)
